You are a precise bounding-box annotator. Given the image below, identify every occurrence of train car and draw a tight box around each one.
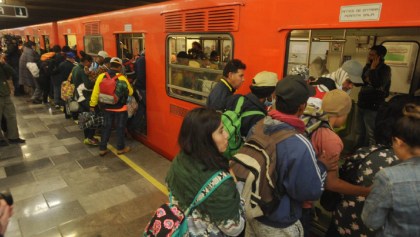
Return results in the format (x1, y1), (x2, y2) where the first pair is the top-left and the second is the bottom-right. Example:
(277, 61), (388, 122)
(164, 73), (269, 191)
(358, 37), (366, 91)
(2, 0), (420, 161)
(0, 22), (58, 54)
(2, 0), (420, 234)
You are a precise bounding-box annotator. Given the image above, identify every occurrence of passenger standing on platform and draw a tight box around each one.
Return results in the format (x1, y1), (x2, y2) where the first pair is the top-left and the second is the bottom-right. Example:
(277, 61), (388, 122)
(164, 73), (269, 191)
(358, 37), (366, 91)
(166, 107), (245, 236)
(50, 45), (65, 107)
(207, 59), (246, 111)
(0, 53), (25, 145)
(362, 103), (420, 236)
(19, 41), (40, 103)
(358, 45), (391, 147)
(225, 71), (278, 137)
(90, 57), (133, 156)
(245, 76), (332, 237)
(0, 199), (13, 237)
(72, 54), (96, 143)
(134, 50), (146, 132)
(57, 52), (78, 108)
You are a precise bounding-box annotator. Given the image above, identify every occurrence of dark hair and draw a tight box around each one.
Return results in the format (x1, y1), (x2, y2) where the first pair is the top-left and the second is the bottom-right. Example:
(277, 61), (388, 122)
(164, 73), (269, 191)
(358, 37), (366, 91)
(178, 108), (229, 171)
(310, 77), (337, 91)
(392, 103), (420, 148)
(250, 86), (275, 99)
(62, 45), (71, 53)
(103, 57), (111, 64)
(223, 59), (246, 78)
(52, 45), (61, 53)
(81, 54), (93, 63)
(125, 52), (133, 59)
(210, 50), (219, 60)
(275, 95), (299, 114)
(371, 45), (387, 58)
(176, 51), (189, 59)
(375, 95), (419, 146)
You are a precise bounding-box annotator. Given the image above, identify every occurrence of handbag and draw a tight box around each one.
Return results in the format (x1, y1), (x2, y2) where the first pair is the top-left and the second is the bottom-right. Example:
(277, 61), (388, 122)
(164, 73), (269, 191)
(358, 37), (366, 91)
(61, 72), (75, 101)
(127, 96), (138, 118)
(144, 171), (232, 237)
(78, 111), (104, 129)
(68, 100), (80, 113)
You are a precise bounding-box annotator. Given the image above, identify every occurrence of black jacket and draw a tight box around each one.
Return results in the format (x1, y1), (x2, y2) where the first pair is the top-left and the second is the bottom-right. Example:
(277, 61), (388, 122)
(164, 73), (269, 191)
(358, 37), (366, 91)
(358, 61), (391, 110)
(206, 79), (235, 111)
(225, 93), (267, 137)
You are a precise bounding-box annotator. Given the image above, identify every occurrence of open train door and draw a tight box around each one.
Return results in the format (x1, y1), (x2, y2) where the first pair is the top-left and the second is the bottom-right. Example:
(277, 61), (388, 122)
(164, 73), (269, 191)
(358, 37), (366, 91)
(115, 33), (147, 137)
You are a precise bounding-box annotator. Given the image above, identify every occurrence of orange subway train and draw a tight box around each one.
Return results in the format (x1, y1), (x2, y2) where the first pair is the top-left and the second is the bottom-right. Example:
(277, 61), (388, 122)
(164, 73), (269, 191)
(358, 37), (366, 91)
(1, 0), (420, 162)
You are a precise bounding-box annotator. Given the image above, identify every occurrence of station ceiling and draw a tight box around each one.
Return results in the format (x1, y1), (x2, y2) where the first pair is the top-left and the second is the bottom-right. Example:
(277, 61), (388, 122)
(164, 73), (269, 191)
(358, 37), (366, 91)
(0, 0), (166, 30)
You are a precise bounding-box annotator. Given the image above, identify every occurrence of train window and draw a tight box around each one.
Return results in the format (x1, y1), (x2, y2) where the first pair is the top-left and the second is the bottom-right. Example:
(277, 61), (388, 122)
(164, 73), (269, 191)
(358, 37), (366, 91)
(116, 33), (144, 59)
(167, 34), (233, 105)
(286, 28), (420, 95)
(84, 35), (103, 55)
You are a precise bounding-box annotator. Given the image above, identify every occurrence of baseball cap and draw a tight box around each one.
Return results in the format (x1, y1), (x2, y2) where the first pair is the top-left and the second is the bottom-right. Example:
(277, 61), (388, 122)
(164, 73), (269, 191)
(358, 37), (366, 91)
(341, 60), (363, 84)
(110, 57), (123, 65)
(97, 51), (109, 58)
(66, 52), (76, 59)
(275, 75), (315, 109)
(322, 89), (352, 116)
(252, 71), (278, 87)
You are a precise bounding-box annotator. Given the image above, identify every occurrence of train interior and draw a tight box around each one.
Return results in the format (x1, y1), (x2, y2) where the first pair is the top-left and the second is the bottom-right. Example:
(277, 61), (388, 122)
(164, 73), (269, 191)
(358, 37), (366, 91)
(286, 27), (420, 234)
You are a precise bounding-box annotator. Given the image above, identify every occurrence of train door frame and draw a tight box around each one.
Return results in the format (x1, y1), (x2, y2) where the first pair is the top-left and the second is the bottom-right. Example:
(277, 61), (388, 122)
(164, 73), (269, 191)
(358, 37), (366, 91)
(115, 33), (145, 59)
(115, 32), (146, 135)
(64, 34), (77, 52)
(42, 35), (50, 52)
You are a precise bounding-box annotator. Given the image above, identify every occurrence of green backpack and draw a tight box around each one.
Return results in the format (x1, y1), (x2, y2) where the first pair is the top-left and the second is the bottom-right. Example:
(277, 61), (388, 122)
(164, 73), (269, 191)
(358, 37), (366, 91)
(222, 96), (265, 158)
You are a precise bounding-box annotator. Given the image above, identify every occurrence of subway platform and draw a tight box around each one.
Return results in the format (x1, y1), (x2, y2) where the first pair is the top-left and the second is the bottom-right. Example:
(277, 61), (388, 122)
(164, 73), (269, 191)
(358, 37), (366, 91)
(0, 96), (170, 237)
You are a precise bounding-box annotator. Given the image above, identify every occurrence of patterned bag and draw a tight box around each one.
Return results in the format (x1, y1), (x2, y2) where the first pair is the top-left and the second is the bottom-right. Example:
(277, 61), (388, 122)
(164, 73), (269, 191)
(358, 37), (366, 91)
(144, 171), (231, 237)
(61, 72), (74, 101)
(78, 111), (104, 129)
(127, 96), (138, 118)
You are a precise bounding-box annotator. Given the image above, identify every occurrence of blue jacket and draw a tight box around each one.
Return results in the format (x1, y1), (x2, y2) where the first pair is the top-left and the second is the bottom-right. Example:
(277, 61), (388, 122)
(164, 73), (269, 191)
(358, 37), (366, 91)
(362, 157), (420, 237)
(255, 116), (327, 228)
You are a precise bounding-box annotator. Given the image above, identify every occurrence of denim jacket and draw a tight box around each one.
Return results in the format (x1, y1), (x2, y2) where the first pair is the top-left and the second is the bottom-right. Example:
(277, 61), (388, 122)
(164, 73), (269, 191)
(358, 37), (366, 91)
(362, 157), (420, 237)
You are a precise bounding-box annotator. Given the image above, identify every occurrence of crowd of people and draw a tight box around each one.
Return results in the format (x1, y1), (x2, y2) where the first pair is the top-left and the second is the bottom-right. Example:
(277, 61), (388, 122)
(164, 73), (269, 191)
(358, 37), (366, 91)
(0, 34), (147, 150)
(2, 34), (420, 237)
(164, 44), (420, 237)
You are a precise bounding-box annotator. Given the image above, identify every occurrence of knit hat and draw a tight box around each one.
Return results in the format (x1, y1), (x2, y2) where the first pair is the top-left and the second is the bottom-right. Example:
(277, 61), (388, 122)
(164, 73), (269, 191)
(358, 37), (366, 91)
(97, 51), (109, 59)
(322, 89), (352, 116)
(252, 71), (278, 87)
(341, 60), (363, 84)
(275, 75), (315, 109)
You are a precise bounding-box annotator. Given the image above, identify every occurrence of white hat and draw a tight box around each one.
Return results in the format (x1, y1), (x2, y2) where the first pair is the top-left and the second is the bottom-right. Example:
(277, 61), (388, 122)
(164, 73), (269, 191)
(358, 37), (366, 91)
(252, 71), (278, 87)
(97, 51), (109, 58)
(341, 60), (363, 84)
(110, 57), (123, 65)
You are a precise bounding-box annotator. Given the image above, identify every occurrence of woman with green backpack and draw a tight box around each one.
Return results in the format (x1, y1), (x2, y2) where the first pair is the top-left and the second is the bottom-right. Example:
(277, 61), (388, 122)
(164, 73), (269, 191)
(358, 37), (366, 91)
(164, 108), (245, 236)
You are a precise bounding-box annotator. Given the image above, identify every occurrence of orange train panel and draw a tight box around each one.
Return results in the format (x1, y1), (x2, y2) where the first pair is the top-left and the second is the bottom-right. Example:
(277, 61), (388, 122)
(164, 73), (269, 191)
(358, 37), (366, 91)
(2, 0), (420, 160)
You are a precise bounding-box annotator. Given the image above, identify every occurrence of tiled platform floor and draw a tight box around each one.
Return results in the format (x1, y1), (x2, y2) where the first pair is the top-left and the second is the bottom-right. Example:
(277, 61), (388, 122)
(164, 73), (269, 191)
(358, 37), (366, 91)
(0, 96), (170, 237)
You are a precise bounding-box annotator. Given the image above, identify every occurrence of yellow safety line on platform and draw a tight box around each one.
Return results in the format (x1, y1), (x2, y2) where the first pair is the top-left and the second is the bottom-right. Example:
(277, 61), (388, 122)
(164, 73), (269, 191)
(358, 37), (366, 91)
(108, 144), (169, 196)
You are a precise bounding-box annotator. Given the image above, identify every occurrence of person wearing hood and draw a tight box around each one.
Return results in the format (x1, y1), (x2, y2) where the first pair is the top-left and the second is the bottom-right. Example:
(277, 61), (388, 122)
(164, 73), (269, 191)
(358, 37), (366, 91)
(322, 60), (364, 93)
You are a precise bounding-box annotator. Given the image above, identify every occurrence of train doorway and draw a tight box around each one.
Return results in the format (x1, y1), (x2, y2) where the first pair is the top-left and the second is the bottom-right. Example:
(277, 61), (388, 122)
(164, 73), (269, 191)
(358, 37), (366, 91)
(64, 34), (77, 50)
(42, 35), (50, 52)
(116, 33), (147, 136)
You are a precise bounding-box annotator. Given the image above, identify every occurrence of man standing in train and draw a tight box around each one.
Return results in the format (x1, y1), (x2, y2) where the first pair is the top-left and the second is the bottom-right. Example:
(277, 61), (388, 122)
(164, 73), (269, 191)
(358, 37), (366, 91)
(206, 59), (246, 111)
(357, 45), (391, 147)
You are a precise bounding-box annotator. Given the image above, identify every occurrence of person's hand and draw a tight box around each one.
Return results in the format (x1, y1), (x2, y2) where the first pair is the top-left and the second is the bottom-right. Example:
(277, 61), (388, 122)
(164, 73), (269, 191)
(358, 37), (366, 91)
(318, 151), (339, 171)
(370, 55), (380, 69)
(0, 199), (13, 235)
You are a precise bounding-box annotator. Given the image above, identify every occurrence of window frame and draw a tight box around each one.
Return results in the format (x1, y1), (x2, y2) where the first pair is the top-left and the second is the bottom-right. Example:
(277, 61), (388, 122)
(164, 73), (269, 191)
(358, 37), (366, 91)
(166, 33), (234, 105)
(83, 35), (104, 55)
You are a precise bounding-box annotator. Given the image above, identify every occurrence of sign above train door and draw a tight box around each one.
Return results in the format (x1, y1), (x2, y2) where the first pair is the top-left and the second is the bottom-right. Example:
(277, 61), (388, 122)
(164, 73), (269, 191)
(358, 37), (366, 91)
(340, 3), (382, 22)
(0, 4), (28, 18)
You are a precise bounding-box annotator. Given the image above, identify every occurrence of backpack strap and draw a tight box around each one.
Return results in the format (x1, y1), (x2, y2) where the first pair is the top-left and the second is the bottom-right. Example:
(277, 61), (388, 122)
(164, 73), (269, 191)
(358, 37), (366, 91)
(185, 171), (232, 216)
(234, 96), (245, 114)
(105, 72), (120, 81)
